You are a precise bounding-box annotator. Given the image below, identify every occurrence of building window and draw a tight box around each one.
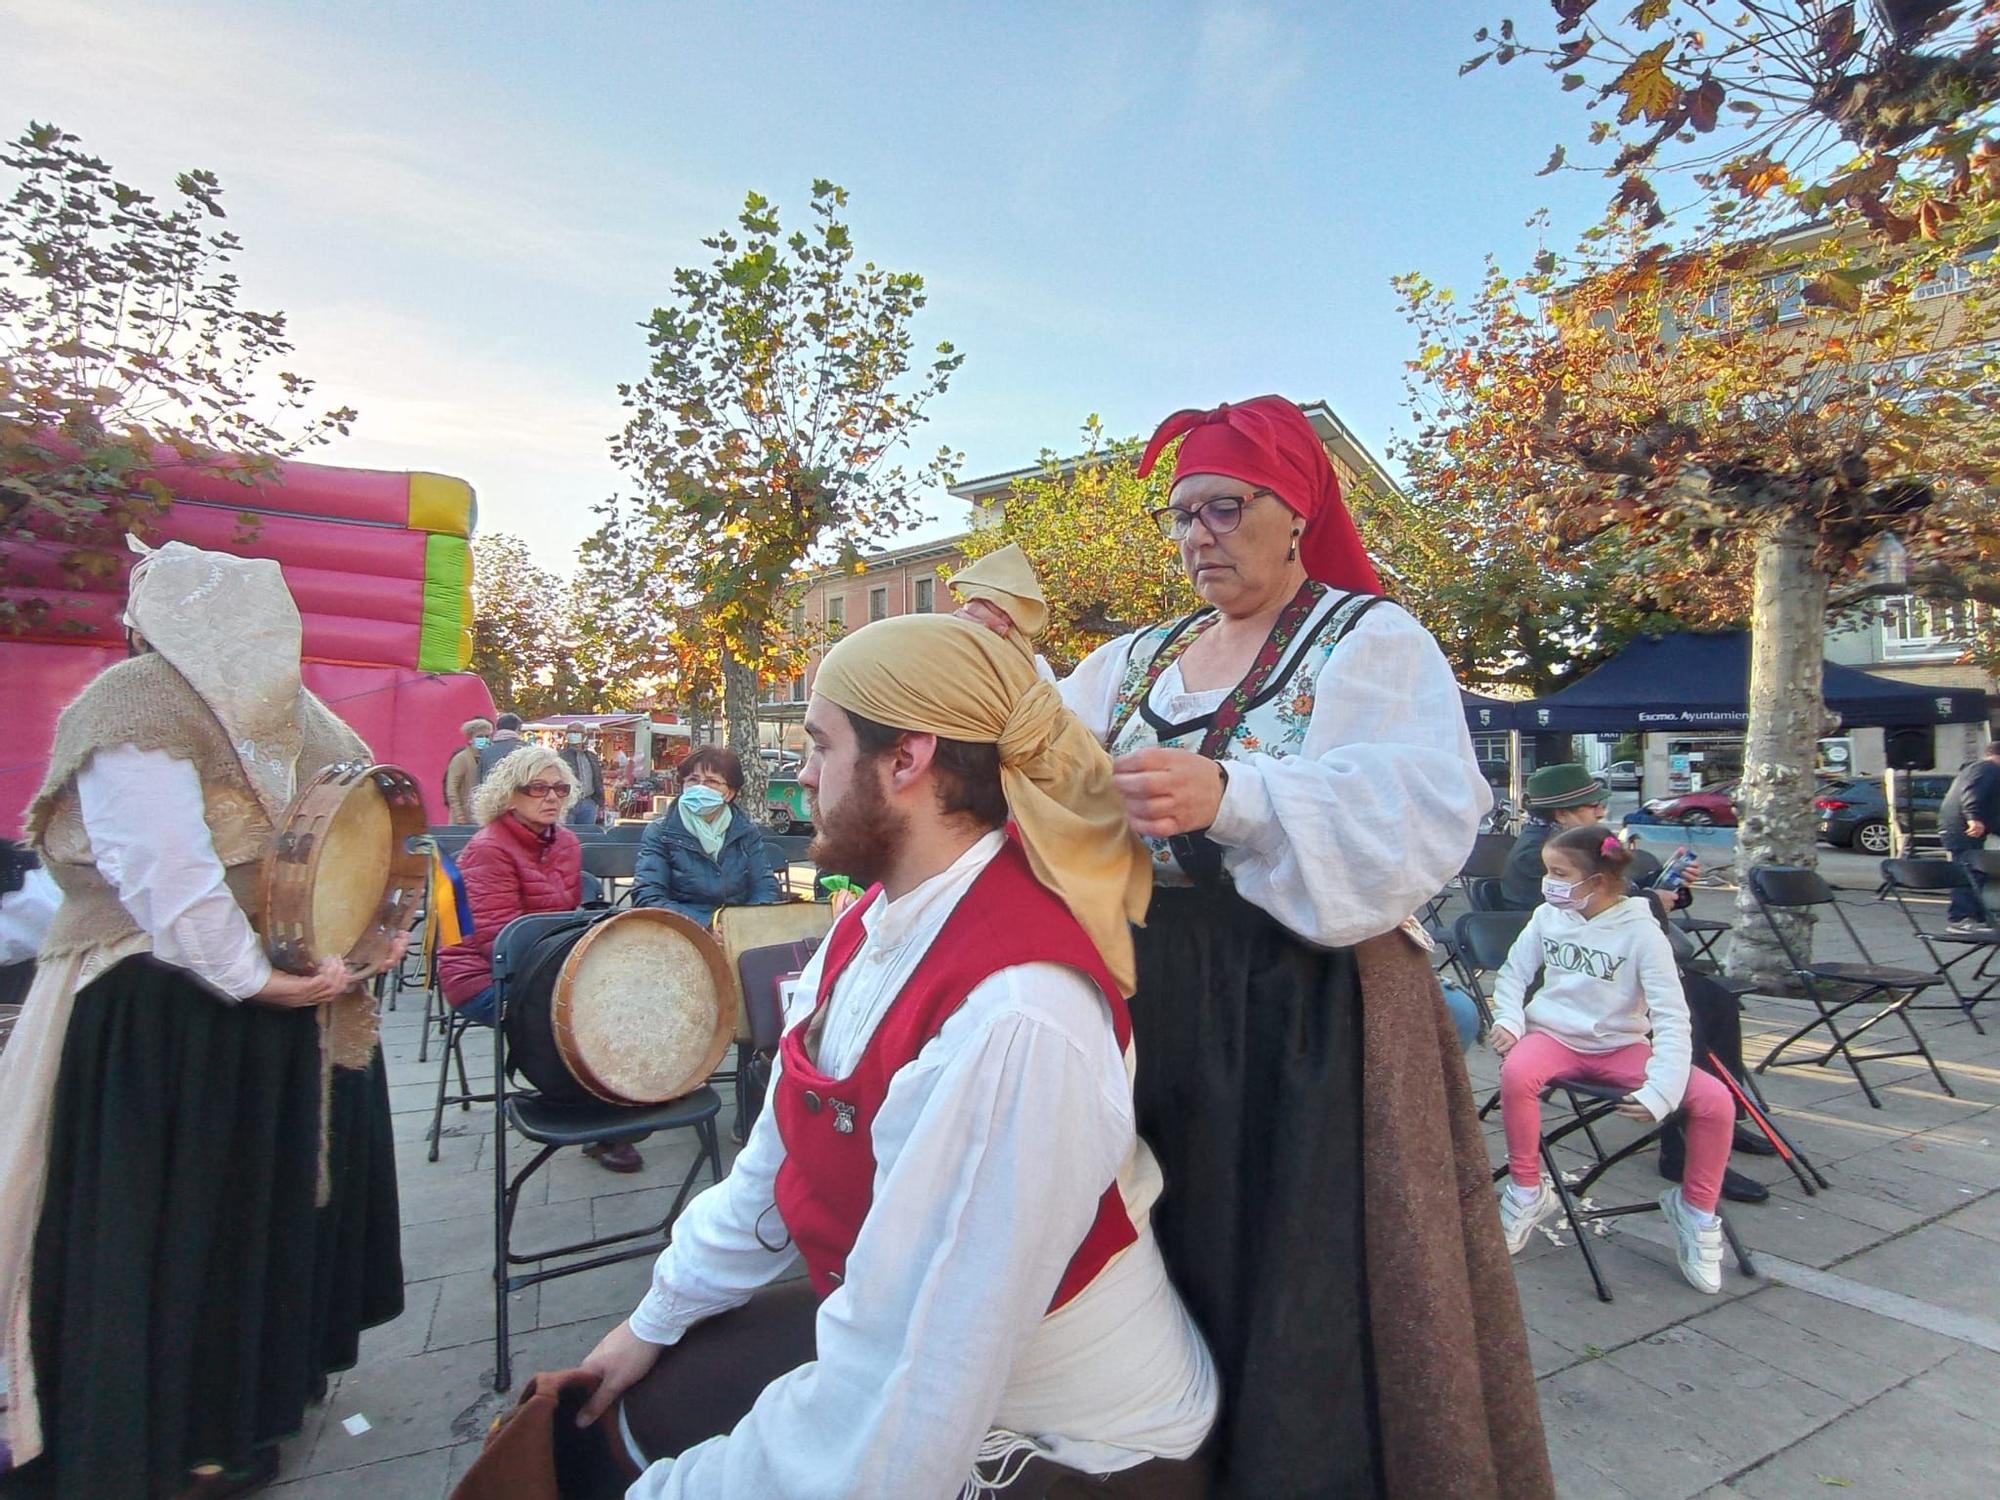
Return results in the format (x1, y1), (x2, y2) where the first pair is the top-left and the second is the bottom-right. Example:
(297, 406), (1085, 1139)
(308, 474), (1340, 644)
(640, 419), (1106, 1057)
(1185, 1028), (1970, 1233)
(826, 596), (845, 635)
(1764, 272), (1805, 324)
(869, 587), (887, 622)
(1912, 246), (1992, 301)
(914, 577), (934, 613)
(790, 674), (806, 702)
(1884, 594), (1983, 656)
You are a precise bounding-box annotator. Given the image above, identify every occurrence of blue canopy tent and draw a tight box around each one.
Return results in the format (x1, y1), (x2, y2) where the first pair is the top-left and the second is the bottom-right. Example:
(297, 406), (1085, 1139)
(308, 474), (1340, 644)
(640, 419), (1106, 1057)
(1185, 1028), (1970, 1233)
(1461, 689), (1521, 732)
(1516, 632), (1990, 733)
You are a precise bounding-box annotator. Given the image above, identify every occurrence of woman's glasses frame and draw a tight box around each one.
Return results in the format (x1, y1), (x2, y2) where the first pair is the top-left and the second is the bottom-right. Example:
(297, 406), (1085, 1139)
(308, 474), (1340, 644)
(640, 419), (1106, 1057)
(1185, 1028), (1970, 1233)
(1148, 488), (1275, 541)
(515, 781), (572, 800)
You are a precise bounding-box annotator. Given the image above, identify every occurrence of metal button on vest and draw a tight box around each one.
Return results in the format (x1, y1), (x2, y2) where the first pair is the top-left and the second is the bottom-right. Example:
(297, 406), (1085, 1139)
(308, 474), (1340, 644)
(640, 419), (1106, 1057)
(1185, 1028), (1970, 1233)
(828, 1270), (844, 1286)
(803, 1090), (822, 1113)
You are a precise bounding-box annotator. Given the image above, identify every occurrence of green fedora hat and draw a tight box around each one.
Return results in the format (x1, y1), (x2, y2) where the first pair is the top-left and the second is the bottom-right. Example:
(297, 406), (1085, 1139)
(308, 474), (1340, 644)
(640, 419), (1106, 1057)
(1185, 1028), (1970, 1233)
(1524, 763), (1609, 811)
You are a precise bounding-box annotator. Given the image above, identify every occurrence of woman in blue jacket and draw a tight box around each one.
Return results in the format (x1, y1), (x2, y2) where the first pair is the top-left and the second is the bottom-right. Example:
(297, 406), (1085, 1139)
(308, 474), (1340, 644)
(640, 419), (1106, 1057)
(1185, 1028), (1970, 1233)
(633, 747), (783, 925)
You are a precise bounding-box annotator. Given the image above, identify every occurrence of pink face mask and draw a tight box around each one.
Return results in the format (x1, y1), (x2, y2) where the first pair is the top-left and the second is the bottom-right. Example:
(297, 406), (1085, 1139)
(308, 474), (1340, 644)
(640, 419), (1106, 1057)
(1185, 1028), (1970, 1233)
(1541, 875), (1592, 911)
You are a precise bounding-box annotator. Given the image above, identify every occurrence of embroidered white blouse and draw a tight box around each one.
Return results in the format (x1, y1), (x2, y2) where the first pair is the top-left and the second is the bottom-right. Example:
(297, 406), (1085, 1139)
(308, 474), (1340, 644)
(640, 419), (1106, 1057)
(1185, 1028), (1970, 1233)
(1058, 597), (1490, 946)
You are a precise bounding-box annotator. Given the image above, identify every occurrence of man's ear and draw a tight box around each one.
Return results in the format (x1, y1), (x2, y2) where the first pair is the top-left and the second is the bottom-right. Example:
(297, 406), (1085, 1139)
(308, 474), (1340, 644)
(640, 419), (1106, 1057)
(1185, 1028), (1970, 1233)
(887, 732), (939, 795)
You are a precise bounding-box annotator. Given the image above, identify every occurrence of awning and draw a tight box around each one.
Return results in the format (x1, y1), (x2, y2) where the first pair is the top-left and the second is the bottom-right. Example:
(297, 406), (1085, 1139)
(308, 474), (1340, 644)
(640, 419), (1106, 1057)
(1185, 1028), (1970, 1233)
(1514, 632), (1991, 734)
(1462, 689), (1522, 732)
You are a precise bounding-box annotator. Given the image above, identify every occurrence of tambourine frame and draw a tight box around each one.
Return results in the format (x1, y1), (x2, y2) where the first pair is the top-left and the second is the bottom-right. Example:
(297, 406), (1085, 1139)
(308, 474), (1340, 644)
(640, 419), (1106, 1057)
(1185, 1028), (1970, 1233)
(260, 761), (427, 975)
(550, 906), (737, 1105)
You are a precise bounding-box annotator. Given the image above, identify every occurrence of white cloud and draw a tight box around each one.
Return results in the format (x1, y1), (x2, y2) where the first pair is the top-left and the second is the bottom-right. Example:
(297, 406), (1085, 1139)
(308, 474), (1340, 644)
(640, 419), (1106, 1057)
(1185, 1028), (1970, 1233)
(1192, 3), (1310, 115)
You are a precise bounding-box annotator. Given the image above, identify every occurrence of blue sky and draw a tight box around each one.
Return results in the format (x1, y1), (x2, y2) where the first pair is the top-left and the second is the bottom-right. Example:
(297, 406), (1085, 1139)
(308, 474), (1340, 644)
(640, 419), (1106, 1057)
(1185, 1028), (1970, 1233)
(8, 0), (1612, 565)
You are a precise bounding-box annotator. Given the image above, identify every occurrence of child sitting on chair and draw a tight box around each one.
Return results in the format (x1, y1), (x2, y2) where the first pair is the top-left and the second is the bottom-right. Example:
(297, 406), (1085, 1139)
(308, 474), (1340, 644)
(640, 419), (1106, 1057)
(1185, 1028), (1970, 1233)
(1488, 824), (1735, 1293)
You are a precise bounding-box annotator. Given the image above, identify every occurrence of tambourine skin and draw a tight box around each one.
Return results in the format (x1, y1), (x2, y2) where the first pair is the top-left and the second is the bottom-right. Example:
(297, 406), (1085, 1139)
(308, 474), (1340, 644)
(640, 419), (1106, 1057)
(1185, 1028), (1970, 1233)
(260, 762), (428, 975)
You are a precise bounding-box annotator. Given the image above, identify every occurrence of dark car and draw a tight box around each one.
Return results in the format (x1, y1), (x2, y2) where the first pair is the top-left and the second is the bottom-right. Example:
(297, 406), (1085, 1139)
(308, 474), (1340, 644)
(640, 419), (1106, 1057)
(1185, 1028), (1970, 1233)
(1815, 774), (1951, 855)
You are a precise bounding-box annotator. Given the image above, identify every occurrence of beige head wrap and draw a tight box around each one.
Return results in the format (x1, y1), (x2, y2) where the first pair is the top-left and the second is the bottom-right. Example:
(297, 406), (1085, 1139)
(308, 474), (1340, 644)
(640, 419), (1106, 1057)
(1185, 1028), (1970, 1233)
(124, 538), (306, 821)
(950, 544), (1049, 659)
(812, 614), (1149, 993)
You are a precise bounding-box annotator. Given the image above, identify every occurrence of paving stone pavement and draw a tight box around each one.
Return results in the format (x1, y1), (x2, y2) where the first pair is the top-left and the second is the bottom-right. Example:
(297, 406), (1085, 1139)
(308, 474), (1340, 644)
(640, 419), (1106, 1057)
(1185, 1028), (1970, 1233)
(270, 865), (2000, 1499)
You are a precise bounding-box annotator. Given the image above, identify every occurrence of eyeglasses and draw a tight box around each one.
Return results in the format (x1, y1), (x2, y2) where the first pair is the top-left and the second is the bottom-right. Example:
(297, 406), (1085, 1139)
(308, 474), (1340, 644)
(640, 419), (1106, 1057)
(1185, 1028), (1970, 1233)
(683, 772), (731, 789)
(517, 781), (570, 800)
(1148, 490), (1272, 541)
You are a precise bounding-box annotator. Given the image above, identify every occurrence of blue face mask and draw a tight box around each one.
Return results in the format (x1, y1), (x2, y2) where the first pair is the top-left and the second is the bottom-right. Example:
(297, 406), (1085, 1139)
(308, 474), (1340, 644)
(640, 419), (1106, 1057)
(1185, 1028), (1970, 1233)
(472, 736), (491, 749)
(679, 784), (728, 819)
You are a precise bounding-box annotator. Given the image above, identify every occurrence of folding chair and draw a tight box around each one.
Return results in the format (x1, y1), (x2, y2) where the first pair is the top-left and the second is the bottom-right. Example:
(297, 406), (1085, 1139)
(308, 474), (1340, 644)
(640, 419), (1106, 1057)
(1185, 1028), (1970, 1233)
(1626, 847), (1729, 970)
(1465, 876), (1507, 913)
(1879, 857), (2000, 1035)
(416, 830), (477, 1065)
(488, 909), (725, 1391)
(581, 840), (640, 907)
(1501, 1078), (1757, 1303)
(1747, 866), (1954, 1108)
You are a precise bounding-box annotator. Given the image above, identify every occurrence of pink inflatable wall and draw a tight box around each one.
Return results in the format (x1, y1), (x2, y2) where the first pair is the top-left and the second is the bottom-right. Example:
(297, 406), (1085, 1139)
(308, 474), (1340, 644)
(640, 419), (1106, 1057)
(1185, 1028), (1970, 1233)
(0, 641), (496, 837)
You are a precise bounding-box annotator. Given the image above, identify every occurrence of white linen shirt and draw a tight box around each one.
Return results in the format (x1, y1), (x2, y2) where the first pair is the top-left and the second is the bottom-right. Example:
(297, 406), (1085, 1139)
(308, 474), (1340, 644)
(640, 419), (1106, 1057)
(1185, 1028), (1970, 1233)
(74, 745), (273, 999)
(1058, 599), (1489, 947)
(624, 832), (1216, 1500)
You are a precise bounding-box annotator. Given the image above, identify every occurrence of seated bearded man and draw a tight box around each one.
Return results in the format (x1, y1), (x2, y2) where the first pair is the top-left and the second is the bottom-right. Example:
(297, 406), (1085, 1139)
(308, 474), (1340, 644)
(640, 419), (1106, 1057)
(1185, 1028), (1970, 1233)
(575, 614), (1218, 1500)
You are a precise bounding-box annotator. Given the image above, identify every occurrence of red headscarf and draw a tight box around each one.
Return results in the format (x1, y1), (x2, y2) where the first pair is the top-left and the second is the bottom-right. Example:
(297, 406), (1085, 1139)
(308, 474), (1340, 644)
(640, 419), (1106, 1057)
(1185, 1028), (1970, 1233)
(1136, 394), (1382, 595)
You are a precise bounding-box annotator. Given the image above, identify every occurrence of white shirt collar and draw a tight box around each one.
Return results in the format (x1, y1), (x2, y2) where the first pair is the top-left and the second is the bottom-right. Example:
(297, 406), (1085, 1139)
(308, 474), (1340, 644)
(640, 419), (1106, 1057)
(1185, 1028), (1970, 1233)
(860, 829), (1006, 954)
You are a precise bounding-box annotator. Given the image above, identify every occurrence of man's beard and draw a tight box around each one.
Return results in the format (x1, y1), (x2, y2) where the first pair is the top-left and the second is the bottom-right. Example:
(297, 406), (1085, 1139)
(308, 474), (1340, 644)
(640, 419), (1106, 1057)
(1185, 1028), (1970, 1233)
(807, 758), (906, 888)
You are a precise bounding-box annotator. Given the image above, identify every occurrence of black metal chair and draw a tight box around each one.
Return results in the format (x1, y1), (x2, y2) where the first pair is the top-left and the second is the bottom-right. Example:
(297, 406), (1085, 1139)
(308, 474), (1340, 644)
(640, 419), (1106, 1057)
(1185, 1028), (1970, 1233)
(601, 820), (648, 842)
(415, 832), (478, 1064)
(1879, 857), (2000, 1035)
(1465, 876), (1508, 913)
(581, 840), (641, 907)
(1747, 866), (1954, 1108)
(1503, 1077), (1757, 1303)
(487, 909), (725, 1391)
(763, 833), (818, 900)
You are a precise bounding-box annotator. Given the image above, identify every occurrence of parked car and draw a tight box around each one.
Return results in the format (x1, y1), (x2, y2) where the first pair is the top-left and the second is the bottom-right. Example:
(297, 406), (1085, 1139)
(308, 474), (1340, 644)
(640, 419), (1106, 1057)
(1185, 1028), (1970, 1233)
(1815, 774), (1950, 855)
(1603, 759), (1641, 792)
(1642, 782), (1740, 828)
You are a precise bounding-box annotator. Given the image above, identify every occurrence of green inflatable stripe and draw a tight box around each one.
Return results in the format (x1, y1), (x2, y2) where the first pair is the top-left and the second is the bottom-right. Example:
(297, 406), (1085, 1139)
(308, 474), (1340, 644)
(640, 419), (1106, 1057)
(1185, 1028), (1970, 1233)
(420, 534), (473, 672)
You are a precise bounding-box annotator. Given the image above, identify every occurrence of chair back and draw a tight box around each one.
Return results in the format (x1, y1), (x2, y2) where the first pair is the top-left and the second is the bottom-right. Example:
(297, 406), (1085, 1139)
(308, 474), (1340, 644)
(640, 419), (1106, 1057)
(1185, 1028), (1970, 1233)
(428, 824), (481, 839)
(1880, 858), (1960, 894)
(571, 824), (607, 841)
(1748, 866), (1836, 909)
(581, 841), (640, 882)
(763, 832), (813, 865)
(600, 821), (647, 842)
(1459, 832), (1516, 882)
(1453, 910), (1531, 974)
(1465, 876), (1507, 913)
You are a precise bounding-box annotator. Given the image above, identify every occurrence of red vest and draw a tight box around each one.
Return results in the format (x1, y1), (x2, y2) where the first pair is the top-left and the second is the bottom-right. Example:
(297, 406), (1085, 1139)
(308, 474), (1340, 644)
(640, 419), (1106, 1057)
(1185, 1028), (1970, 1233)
(771, 839), (1138, 1311)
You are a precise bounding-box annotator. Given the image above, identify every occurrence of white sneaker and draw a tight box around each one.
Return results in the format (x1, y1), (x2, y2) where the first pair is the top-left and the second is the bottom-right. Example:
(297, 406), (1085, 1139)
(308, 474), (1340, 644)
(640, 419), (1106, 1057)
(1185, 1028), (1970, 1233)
(1658, 1186), (1725, 1294)
(1498, 1182), (1561, 1255)
(1947, 917), (1990, 935)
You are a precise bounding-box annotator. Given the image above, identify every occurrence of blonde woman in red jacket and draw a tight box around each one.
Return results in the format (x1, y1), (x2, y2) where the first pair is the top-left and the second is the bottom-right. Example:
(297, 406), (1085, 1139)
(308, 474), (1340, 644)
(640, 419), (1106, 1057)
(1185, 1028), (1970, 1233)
(436, 746), (638, 1172)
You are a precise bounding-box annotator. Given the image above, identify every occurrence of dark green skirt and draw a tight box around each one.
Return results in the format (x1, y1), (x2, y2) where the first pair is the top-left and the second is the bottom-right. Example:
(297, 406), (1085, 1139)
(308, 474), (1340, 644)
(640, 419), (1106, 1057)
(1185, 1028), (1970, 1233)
(1133, 886), (1382, 1500)
(1, 956), (403, 1500)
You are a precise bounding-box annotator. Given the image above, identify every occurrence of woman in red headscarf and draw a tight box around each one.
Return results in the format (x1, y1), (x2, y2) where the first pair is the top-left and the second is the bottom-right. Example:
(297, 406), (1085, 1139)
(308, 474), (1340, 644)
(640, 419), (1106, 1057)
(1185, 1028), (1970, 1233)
(962, 396), (1552, 1500)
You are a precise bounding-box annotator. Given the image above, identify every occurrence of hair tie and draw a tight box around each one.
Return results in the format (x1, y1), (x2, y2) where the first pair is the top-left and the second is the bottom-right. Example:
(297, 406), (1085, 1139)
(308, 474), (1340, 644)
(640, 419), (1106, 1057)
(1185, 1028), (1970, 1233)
(1601, 835), (1621, 857)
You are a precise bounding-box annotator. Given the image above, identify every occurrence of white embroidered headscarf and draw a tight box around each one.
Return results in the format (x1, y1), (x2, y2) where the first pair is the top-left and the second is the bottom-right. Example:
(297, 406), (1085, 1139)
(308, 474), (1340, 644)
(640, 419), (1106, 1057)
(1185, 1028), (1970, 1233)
(123, 539), (306, 820)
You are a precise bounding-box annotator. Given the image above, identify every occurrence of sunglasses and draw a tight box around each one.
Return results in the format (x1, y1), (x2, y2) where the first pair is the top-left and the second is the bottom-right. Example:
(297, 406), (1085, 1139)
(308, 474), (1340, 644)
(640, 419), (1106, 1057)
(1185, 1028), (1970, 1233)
(1148, 489), (1273, 541)
(517, 781), (571, 800)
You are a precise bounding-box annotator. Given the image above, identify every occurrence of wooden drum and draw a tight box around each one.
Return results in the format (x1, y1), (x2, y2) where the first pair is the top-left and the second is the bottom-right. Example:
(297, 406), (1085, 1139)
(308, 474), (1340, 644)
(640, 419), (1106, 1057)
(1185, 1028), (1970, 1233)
(260, 762), (428, 974)
(506, 908), (737, 1107)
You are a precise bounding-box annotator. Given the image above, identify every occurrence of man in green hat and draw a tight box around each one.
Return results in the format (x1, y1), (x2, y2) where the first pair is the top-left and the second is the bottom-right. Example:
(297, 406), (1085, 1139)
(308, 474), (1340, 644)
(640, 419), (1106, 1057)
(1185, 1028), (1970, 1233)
(1491, 762), (1776, 1205)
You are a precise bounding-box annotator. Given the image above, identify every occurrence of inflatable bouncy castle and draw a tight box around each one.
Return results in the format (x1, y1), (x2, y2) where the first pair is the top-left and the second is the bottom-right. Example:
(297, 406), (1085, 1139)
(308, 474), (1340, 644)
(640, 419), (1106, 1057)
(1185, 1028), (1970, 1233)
(1, 456), (497, 835)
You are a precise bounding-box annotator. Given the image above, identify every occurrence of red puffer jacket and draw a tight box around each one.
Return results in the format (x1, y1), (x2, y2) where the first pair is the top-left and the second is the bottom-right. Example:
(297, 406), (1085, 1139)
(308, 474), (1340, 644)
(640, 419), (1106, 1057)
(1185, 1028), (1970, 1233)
(437, 814), (583, 1006)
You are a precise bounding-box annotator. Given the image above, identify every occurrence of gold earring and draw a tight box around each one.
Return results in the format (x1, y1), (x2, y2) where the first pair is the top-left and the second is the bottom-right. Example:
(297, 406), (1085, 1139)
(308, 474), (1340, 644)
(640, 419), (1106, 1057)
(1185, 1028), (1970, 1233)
(1287, 531), (1301, 561)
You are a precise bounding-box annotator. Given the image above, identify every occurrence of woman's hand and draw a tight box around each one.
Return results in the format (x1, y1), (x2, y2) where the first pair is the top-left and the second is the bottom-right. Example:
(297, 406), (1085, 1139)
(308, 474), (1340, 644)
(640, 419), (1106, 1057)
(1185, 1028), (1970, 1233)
(253, 956), (350, 1008)
(1614, 1094), (1656, 1122)
(575, 1320), (665, 1428)
(1489, 1025), (1519, 1057)
(1110, 748), (1226, 838)
(345, 930), (412, 984)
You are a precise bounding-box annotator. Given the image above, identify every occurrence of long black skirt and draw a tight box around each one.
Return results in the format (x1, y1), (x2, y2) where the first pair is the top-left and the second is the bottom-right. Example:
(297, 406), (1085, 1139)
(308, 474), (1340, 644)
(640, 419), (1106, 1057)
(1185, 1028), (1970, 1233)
(1, 956), (403, 1500)
(1133, 886), (1381, 1500)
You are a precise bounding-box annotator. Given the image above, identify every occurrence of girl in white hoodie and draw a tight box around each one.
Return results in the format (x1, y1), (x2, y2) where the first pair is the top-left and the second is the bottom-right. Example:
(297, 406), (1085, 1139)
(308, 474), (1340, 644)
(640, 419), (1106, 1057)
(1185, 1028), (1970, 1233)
(1488, 825), (1734, 1293)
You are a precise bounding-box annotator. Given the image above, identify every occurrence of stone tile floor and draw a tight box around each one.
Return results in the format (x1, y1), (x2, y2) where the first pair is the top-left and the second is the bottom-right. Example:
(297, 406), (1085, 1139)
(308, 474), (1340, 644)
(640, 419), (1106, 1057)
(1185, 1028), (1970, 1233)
(272, 863), (2000, 1499)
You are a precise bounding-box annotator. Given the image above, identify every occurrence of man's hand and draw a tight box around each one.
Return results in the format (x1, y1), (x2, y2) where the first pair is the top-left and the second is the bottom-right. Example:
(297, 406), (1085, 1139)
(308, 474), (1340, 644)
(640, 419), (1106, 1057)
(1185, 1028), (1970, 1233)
(575, 1320), (665, 1428)
(1614, 1094), (1656, 1122)
(1489, 1025), (1519, 1057)
(1111, 748), (1226, 838)
(1970, 819), (1988, 840)
(253, 955), (350, 1009)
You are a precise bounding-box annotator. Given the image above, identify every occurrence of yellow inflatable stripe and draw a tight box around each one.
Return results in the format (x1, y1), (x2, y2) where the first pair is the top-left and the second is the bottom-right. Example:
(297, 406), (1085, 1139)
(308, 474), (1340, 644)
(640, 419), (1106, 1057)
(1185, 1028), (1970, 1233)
(408, 472), (476, 536)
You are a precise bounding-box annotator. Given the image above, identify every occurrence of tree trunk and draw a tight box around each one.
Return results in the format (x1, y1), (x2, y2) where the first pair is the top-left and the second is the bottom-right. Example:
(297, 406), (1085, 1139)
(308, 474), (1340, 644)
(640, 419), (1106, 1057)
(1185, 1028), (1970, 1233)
(1728, 514), (1834, 990)
(722, 634), (769, 822)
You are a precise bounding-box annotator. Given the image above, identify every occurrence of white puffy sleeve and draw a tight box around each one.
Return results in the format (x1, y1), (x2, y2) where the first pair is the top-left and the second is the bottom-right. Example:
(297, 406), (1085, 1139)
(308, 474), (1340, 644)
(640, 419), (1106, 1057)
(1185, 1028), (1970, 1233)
(1054, 634), (1141, 743)
(1205, 602), (1490, 947)
(77, 745), (274, 1000)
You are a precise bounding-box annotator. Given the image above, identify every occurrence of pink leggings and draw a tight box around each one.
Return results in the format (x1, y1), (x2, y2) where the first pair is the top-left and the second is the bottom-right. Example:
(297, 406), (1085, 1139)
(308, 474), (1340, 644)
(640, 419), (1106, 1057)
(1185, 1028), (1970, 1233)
(1500, 1033), (1734, 1215)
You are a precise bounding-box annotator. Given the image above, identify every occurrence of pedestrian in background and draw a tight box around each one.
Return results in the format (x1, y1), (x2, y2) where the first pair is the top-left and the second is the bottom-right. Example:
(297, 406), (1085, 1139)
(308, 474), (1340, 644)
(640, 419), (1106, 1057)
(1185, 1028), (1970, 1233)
(1940, 739), (2000, 931)
(476, 712), (526, 781)
(560, 728), (605, 827)
(443, 716), (492, 824)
